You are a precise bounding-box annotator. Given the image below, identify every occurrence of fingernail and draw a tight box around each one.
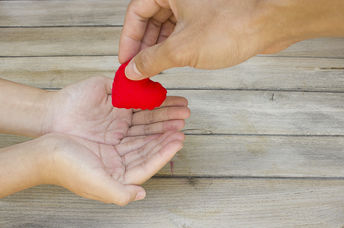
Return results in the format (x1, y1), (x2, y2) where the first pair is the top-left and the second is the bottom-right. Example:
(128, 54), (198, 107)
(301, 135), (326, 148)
(125, 59), (143, 80)
(134, 191), (146, 201)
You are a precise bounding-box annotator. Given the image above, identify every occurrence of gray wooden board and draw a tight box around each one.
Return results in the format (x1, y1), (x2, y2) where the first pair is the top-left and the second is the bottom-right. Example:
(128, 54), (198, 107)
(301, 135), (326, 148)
(169, 90), (344, 136)
(0, 27), (120, 56)
(1, 134), (344, 178)
(0, 0), (129, 26)
(0, 56), (343, 91)
(1, 179), (344, 227)
(0, 27), (344, 58)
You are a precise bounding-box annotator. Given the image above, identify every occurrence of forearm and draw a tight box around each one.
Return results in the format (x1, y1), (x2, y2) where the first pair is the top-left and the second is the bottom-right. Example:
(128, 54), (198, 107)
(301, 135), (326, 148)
(0, 78), (54, 137)
(0, 139), (46, 198)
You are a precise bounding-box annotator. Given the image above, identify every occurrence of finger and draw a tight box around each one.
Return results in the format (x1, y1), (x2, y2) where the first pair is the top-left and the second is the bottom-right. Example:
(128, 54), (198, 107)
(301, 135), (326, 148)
(140, 8), (172, 51)
(132, 96), (188, 112)
(124, 131), (183, 167)
(132, 106), (190, 125)
(157, 19), (175, 44)
(160, 96), (188, 107)
(127, 119), (185, 136)
(125, 36), (181, 80)
(124, 139), (184, 184)
(119, 0), (163, 64)
(104, 77), (113, 95)
(116, 134), (160, 156)
(123, 131), (176, 165)
(108, 183), (146, 206)
(76, 169), (145, 206)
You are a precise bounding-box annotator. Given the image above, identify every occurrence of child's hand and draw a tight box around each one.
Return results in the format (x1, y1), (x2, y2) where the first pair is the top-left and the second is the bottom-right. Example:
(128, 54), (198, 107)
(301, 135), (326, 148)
(0, 131), (184, 205)
(43, 76), (190, 145)
(42, 131), (184, 205)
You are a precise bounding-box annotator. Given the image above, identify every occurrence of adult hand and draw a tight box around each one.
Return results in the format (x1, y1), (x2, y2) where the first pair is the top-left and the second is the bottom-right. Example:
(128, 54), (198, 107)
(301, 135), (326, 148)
(119, 0), (344, 80)
(44, 76), (190, 144)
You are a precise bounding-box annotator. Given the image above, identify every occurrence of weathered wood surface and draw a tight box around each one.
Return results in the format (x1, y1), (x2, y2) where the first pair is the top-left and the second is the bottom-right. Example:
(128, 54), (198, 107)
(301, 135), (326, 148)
(1, 56), (343, 91)
(1, 179), (344, 228)
(171, 90), (344, 136)
(1, 0), (344, 226)
(0, 27), (344, 58)
(1, 134), (344, 178)
(0, 0), (129, 26)
(0, 27), (119, 56)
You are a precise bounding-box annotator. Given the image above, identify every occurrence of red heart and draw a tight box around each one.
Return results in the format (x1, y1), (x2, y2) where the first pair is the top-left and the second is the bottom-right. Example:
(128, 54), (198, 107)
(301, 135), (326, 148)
(112, 61), (167, 110)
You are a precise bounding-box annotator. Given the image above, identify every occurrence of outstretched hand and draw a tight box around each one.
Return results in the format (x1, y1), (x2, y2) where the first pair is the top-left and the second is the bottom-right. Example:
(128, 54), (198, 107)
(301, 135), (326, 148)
(35, 131), (184, 205)
(45, 76), (190, 145)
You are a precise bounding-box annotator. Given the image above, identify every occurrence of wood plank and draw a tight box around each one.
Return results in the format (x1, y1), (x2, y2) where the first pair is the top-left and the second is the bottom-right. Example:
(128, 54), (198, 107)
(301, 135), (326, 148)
(2, 134), (344, 177)
(0, 56), (343, 91)
(161, 135), (344, 177)
(1, 27), (344, 58)
(275, 38), (344, 58)
(0, 0), (129, 26)
(0, 27), (119, 56)
(1, 179), (344, 227)
(172, 90), (344, 135)
(0, 86), (342, 135)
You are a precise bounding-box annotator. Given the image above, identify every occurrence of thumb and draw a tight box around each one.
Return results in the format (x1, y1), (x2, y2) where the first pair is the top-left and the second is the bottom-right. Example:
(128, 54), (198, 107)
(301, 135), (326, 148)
(125, 39), (185, 80)
(107, 182), (146, 206)
(82, 171), (146, 206)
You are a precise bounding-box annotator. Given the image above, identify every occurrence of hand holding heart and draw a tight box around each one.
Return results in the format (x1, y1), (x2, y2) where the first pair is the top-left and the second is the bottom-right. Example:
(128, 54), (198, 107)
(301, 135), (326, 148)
(45, 76), (190, 145)
(0, 76), (190, 206)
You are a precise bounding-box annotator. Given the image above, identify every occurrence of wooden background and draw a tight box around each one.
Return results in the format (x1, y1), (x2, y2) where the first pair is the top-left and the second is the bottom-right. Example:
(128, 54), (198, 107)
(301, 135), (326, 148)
(1, 0), (344, 227)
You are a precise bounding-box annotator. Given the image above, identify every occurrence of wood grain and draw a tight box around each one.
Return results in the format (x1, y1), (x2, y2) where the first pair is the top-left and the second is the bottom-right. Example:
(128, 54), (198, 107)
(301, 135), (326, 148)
(0, 27), (119, 56)
(1, 27), (344, 58)
(274, 37), (344, 58)
(171, 90), (344, 135)
(1, 179), (344, 227)
(1, 134), (344, 178)
(0, 0), (129, 26)
(0, 56), (343, 91)
(1, 0), (344, 226)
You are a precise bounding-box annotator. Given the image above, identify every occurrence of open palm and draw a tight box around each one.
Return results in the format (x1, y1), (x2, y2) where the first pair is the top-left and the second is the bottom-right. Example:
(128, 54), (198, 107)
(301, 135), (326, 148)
(47, 77), (189, 144)
(47, 130), (184, 205)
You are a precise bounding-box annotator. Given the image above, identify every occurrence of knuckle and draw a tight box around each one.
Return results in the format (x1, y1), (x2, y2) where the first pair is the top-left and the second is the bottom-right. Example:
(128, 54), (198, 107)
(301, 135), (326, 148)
(150, 18), (162, 29)
(135, 51), (153, 76)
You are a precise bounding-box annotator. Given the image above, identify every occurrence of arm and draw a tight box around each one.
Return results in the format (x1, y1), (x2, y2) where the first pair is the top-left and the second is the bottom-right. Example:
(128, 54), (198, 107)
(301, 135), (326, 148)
(119, 0), (344, 80)
(0, 78), (51, 137)
(0, 137), (47, 197)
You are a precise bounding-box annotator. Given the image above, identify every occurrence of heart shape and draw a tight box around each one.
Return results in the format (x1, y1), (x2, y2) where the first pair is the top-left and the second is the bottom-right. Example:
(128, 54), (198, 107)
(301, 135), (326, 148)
(112, 61), (167, 110)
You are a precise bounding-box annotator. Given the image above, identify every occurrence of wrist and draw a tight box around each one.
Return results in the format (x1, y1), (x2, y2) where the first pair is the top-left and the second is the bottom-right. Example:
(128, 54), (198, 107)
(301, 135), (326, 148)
(0, 138), (50, 197)
(32, 134), (65, 185)
(40, 90), (57, 136)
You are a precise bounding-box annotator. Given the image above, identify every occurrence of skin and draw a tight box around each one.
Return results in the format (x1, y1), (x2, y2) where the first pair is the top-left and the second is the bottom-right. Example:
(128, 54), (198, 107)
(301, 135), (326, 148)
(0, 77), (190, 143)
(119, 0), (344, 80)
(0, 77), (190, 205)
(0, 131), (184, 206)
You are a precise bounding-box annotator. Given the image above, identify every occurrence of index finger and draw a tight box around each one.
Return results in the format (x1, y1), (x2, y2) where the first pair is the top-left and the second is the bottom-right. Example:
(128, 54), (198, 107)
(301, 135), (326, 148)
(119, 0), (163, 63)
